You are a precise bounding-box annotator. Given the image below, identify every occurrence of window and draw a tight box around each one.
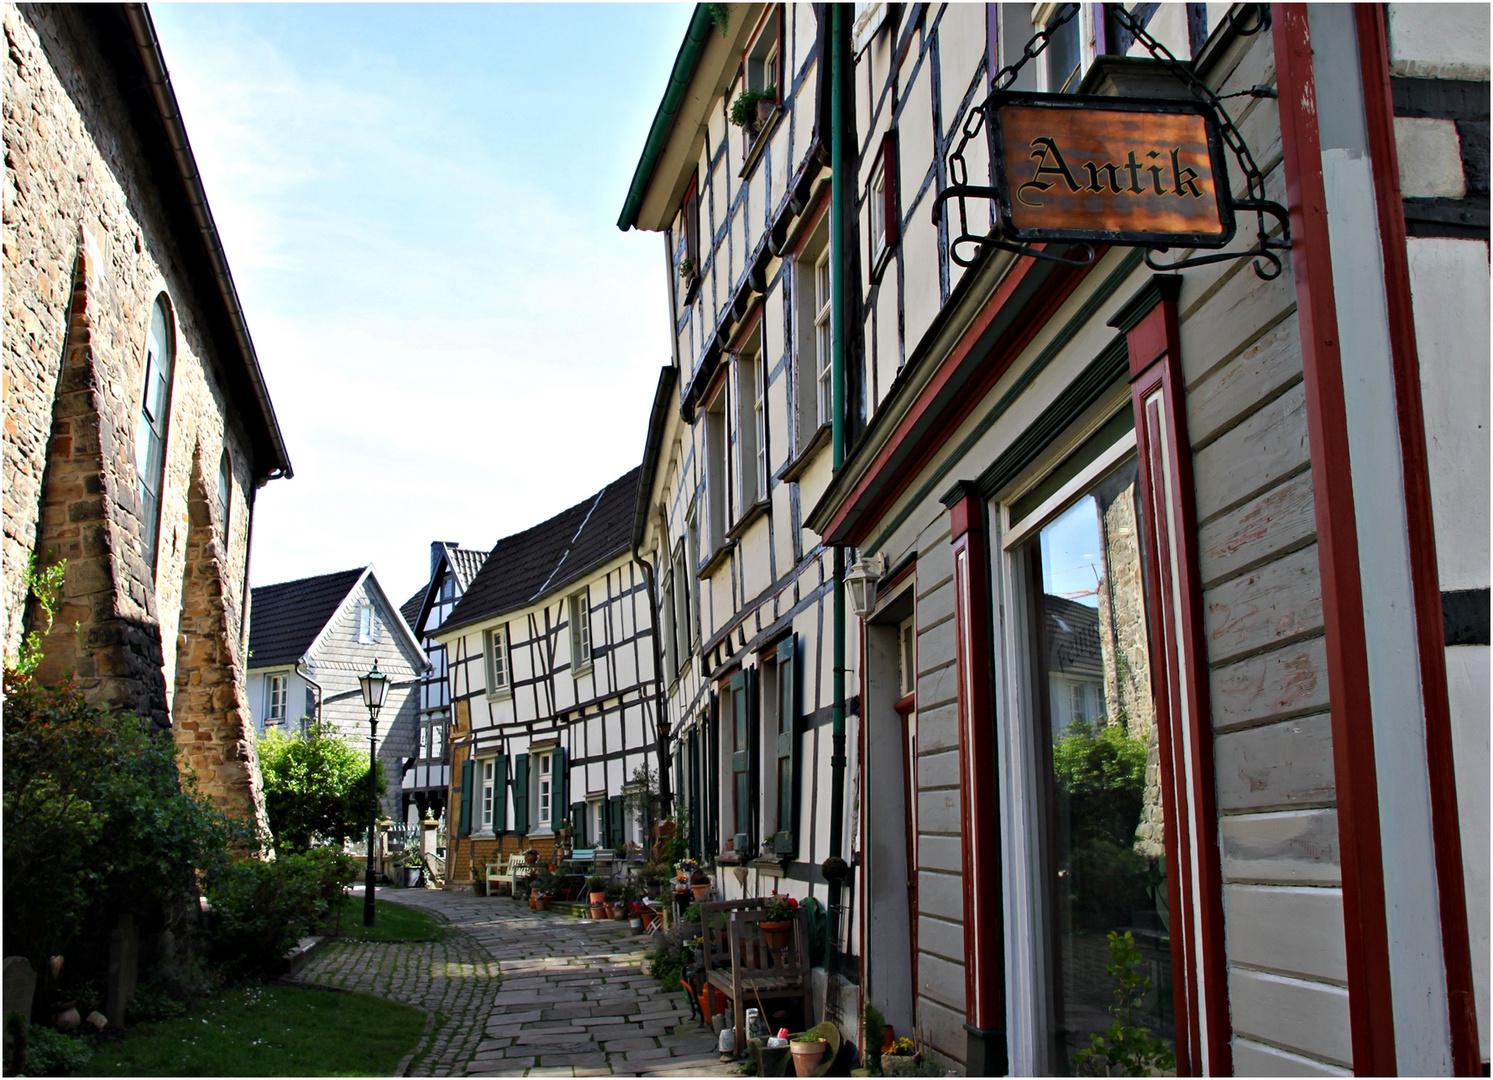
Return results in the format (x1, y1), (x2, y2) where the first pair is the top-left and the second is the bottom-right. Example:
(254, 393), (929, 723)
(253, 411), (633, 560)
(266, 673), (287, 728)
(814, 252), (833, 429)
(675, 173), (700, 286)
(216, 450), (232, 543)
(537, 753), (553, 827)
(745, 11), (780, 101)
(135, 296), (175, 570)
(1037, 2), (1096, 93)
(769, 635), (799, 853)
(898, 616), (916, 699)
(727, 669), (755, 844)
(431, 721), (444, 760)
(419, 725), (429, 759)
(672, 540), (690, 673)
(356, 600), (381, 644)
(793, 218), (832, 451)
(733, 336), (767, 516)
(661, 570), (678, 679)
(704, 383), (730, 552)
(569, 590), (591, 671)
(869, 133), (900, 268)
(487, 626), (509, 693)
(685, 508), (702, 645)
(480, 758), (495, 832)
(303, 686), (317, 724)
(1011, 452), (1172, 1072)
(593, 799), (606, 847)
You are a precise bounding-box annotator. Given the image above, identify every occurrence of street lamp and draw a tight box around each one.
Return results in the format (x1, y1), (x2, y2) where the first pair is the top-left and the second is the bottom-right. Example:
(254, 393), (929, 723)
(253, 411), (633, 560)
(359, 659), (390, 927)
(844, 553), (886, 619)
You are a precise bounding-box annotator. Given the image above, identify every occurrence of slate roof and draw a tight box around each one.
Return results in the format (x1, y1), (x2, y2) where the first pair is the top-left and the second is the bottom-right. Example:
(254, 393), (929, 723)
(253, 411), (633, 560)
(1043, 594), (1105, 679)
(248, 567), (364, 668)
(399, 588), (424, 631)
(447, 547), (487, 590)
(443, 468), (642, 635)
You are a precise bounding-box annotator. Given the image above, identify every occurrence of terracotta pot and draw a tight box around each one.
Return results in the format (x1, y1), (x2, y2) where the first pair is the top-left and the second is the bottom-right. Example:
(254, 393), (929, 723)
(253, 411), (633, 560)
(761, 920), (791, 951)
(524, 851), (539, 865)
(790, 1040), (828, 1076)
(591, 904), (607, 920)
(639, 910), (657, 929)
(655, 820), (677, 838)
(589, 890), (607, 905)
(612, 905), (629, 921)
(528, 892), (538, 909)
(690, 882), (711, 901)
(536, 896), (551, 911)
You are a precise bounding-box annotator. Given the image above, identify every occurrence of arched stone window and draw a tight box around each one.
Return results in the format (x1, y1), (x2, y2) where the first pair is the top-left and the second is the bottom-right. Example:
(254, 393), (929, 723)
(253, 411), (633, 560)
(217, 448), (232, 543)
(135, 295), (175, 569)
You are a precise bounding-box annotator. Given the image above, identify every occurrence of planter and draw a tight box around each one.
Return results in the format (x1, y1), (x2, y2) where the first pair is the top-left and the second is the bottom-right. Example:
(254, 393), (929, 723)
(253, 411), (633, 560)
(755, 99), (775, 128)
(760, 920), (792, 951)
(472, 881), (487, 897)
(790, 1040), (828, 1076)
(524, 851), (539, 865)
(656, 820), (677, 838)
(678, 922), (702, 942)
(881, 1054), (921, 1077)
(690, 882), (712, 901)
(629, 918), (644, 933)
(536, 895), (551, 911)
(639, 909), (658, 929)
(403, 866), (422, 888)
(528, 891), (538, 909)
(612, 905), (629, 921)
(589, 890), (607, 905)
(591, 904), (607, 920)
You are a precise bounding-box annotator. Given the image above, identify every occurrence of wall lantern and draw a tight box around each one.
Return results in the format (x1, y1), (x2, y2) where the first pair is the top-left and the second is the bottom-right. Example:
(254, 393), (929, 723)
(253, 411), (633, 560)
(845, 554), (887, 619)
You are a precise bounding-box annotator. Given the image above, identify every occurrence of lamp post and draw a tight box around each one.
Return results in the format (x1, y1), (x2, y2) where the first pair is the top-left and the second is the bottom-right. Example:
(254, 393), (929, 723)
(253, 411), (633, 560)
(359, 659), (390, 928)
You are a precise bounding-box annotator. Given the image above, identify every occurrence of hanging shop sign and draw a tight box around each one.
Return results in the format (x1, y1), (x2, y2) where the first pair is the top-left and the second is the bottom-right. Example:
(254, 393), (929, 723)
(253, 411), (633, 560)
(988, 93), (1234, 248)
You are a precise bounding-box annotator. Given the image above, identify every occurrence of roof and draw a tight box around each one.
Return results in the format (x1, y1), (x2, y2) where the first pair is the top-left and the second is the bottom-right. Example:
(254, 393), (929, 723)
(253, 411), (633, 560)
(248, 568), (364, 668)
(398, 588), (424, 631)
(442, 468), (643, 636)
(447, 546), (487, 590)
(1043, 595), (1105, 680)
(59, 5), (291, 480)
(406, 543), (489, 640)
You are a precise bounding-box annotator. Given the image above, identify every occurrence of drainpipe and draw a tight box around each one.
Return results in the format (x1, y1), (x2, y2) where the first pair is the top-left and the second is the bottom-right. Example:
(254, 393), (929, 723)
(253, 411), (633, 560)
(294, 657), (322, 731)
(826, 0), (852, 949)
(632, 547), (674, 818)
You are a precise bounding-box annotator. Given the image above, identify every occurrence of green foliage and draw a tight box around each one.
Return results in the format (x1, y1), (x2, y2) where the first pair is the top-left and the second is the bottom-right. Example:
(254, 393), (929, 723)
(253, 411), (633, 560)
(330, 896), (445, 943)
(1052, 721), (1153, 929)
(4, 1011), (28, 1076)
(258, 722), (387, 851)
(22, 1027), (92, 1077)
(682, 902), (702, 924)
(1074, 931), (1177, 1077)
(706, 3), (730, 35)
(644, 942), (689, 990)
(9, 556), (67, 676)
(204, 848), (355, 979)
(729, 88), (776, 129)
(3, 672), (241, 984)
(862, 1003), (886, 1074)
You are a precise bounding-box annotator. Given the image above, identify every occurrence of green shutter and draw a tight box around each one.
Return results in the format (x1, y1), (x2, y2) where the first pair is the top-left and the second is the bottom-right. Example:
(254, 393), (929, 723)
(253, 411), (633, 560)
(571, 801), (588, 846)
(608, 795), (624, 848)
(494, 753), (508, 833)
(730, 671), (750, 840)
(512, 753), (530, 836)
(774, 635), (798, 855)
(457, 758), (474, 838)
(556, 747), (568, 820)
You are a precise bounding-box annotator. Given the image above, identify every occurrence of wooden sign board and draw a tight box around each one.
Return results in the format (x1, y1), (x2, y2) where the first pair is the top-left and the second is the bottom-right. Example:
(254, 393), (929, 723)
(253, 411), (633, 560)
(989, 93), (1235, 248)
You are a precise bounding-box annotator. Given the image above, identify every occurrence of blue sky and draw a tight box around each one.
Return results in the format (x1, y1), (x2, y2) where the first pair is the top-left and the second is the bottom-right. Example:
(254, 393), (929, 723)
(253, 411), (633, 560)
(150, 3), (693, 606)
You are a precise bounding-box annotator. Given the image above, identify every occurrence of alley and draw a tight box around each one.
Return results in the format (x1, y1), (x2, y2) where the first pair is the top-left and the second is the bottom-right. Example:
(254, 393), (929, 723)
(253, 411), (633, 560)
(292, 888), (729, 1078)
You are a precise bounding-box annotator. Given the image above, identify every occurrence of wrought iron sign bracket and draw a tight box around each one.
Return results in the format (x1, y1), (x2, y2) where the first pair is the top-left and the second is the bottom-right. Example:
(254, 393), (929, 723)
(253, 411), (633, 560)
(933, 3), (1290, 281)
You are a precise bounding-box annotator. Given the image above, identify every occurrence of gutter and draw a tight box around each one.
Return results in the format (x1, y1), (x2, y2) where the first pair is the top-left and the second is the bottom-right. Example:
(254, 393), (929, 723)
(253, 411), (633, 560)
(120, 4), (292, 482)
(616, 5), (716, 231)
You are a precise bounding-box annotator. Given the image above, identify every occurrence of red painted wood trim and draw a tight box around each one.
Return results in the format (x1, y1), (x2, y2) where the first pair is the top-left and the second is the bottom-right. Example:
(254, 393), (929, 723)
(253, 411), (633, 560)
(1273, 7), (1397, 1073)
(820, 253), (1095, 544)
(949, 493), (1003, 1034)
(1125, 293), (1232, 1076)
(1356, 6), (1481, 1072)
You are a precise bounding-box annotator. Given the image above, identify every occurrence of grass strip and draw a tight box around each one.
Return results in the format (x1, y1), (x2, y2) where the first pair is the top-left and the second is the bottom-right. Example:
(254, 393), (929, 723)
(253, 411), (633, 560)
(326, 896), (446, 942)
(88, 982), (425, 1076)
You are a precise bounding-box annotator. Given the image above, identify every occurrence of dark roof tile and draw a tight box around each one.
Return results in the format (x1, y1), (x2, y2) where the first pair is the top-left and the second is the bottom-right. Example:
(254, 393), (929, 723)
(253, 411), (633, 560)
(248, 567), (365, 668)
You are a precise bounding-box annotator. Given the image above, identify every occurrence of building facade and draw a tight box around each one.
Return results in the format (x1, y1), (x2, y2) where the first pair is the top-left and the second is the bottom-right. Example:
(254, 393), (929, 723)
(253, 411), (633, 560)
(622, 3), (1487, 1076)
(3, 4), (291, 824)
(246, 566), (425, 821)
(437, 469), (662, 886)
(398, 541), (487, 826)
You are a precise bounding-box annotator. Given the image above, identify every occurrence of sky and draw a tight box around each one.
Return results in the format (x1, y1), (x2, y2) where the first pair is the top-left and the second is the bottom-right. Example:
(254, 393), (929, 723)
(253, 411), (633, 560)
(149, 3), (694, 608)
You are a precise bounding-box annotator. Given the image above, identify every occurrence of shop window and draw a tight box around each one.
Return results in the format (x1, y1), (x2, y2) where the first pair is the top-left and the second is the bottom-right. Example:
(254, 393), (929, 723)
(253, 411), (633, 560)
(1010, 449), (1173, 1073)
(135, 295), (175, 571)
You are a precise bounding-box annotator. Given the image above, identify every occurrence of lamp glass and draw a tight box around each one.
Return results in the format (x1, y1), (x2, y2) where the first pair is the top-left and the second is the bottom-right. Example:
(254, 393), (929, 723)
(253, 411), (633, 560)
(360, 660), (390, 712)
(845, 558), (880, 618)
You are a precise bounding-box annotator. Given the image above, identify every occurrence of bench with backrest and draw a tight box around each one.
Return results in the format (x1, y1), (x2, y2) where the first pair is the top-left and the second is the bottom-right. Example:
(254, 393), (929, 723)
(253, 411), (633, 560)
(484, 854), (533, 896)
(700, 899), (811, 1055)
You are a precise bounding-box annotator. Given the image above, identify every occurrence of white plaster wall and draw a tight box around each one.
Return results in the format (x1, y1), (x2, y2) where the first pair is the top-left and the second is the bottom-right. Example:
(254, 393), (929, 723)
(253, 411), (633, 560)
(1387, 3), (1492, 81)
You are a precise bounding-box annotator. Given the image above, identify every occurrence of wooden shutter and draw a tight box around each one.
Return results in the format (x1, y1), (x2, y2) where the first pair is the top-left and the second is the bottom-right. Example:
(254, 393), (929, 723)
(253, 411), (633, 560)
(556, 747), (568, 821)
(774, 635), (799, 854)
(706, 692), (720, 856)
(494, 753), (508, 833)
(730, 671), (750, 841)
(571, 802), (588, 846)
(457, 758), (474, 838)
(608, 796), (624, 848)
(688, 726), (702, 858)
(512, 753), (530, 836)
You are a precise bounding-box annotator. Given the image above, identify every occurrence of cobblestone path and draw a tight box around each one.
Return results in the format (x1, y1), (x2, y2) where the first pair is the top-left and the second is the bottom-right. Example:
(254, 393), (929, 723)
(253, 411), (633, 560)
(294, 887), (728, 1078)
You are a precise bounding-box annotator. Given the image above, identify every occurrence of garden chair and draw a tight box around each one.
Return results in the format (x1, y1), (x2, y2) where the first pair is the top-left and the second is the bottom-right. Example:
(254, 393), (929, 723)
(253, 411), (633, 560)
(700, 900), (811, 1055)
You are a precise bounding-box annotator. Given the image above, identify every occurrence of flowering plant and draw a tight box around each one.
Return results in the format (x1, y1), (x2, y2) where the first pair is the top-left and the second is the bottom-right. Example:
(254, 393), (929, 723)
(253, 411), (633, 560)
(888, 1037), (917, 1057)
(678, 857), (701, 878)
(763, 892), (799, 922)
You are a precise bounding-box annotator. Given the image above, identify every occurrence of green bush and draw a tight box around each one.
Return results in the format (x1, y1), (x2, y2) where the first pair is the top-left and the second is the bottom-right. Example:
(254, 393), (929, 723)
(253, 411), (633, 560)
(258, 723), (386, 851)
(644, 943), (688, 989)
(206, 848), (356, 979)
(23, 1027), (92, 1077)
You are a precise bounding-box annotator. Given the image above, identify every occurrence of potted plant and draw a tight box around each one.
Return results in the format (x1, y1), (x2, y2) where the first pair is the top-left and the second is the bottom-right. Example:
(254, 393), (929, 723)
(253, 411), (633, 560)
(679, 901), (702, 941)
(761, 891), (798, 951)
(881, 1035), (920, 1077)
(729, 87), (776, 134)
(469, 862), (486, 897)
(790, 1033), (829, 1076)
(535, 892), (551, 912)
(399, 845), (424, 888)
(689, 870), (712, 901)
(523, 846), (540, 865)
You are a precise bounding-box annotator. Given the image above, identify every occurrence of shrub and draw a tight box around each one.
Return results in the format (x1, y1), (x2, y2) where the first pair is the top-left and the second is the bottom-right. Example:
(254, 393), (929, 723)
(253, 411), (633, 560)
(205, 848), (356, 979)
(258, 722), (386, 851)
(23, 1027), (92, 1077)
(644, 943), (688, 990)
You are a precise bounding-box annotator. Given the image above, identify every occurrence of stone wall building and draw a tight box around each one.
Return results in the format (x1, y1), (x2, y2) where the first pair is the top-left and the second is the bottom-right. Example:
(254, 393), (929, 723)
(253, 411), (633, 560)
(3, 4), (291, 824)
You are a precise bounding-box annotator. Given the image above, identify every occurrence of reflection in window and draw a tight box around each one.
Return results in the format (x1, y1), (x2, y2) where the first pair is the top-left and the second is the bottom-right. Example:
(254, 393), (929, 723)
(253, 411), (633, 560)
(1025, 459), (1171, 1073)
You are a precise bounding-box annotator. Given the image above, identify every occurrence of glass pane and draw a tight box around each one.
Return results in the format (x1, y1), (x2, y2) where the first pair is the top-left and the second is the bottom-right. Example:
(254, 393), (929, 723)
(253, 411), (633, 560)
(1025, 459), (1172, 1074)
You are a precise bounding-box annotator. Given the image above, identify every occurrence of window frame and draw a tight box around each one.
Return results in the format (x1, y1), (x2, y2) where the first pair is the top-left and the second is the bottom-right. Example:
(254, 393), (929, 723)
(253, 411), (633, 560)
(479, 757), (496, 833)
(704, 380), (731, 555)
(868, 132), (900, 274)
(135, 295), (176, 572)
(568, 590), (592, 673)
(216, 449), (232, 544)
(486, 625), (510, 696)
(265, 672), (287, 728)
(536, 751), (553, 828)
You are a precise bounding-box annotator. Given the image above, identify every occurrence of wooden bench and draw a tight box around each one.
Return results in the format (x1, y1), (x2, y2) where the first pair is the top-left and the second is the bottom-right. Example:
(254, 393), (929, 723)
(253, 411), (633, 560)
(700, 899), (811, 1054)
(485, 854), (532, 896)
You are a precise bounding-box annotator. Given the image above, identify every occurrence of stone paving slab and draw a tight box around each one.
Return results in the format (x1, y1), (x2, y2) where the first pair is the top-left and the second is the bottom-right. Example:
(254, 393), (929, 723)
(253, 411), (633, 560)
(297, 885), (731, 1077)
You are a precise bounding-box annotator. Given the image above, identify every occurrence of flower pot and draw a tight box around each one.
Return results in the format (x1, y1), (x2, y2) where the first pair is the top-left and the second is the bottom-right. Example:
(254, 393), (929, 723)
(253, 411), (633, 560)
(536, 896), (551, 911)
(629, 918), (644, 933)
(403, 867), (421, 888)
(524, 851), (539, 865)
(760, 920), (791, 951)
(528, 891), (538, 909)
(640, 910), (657, 929)
(755, 99), (775, 128)
(881, 1053), (922, 1077)
(656, 820), (677, 838)
(591, 903), (607, 920)
(690, 882), (711, 901)
(589, 890), (607, 905)
(791, 1040), (828, 1076)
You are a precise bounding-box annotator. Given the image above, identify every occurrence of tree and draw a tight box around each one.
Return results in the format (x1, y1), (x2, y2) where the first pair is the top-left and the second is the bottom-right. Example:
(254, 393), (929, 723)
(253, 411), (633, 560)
(258, 722), (387, 851)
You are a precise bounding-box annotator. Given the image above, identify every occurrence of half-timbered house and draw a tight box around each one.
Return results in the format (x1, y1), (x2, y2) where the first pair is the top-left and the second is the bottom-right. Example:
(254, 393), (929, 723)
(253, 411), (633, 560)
(626, 3), (1487, 1076)
(437, 469), (661, 884)
(398, 541), (487, 826)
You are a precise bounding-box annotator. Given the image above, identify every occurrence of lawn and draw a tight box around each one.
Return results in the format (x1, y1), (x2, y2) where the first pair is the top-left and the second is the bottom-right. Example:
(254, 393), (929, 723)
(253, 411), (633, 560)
(326, 895), (446, 942)
(88, 982), (426, 1076)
